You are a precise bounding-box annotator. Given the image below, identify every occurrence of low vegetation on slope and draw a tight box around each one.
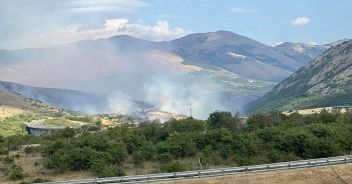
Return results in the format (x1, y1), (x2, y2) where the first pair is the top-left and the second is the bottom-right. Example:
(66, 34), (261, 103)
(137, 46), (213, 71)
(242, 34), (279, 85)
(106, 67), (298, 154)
(0, 110), (352, 183)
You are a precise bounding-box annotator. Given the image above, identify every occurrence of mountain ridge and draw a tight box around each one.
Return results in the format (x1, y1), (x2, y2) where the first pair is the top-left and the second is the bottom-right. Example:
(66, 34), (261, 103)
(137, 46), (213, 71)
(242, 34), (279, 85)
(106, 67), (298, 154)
(0, 31), (345, 115)
(247, 39), (352, 113)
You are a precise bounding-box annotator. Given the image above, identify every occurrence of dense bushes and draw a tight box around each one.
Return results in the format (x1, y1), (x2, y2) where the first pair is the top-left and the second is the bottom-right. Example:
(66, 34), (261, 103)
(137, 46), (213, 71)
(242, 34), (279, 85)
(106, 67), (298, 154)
(3, 110), (351, 178)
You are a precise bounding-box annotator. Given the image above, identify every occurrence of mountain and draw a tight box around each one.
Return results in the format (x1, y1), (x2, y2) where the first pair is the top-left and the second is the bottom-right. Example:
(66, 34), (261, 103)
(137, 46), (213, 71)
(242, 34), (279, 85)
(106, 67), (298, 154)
(247, 39), (352, 113)
(0, 81), (108, 113)
(0, 80), (152, 114)
(0, 31), (345, 116)
(0, 31), (305, 89)
(172, 31), (301, 82)
(0, 88), (58, 113)
(325, 38), (351, 47)
(274, 42), (329, 64)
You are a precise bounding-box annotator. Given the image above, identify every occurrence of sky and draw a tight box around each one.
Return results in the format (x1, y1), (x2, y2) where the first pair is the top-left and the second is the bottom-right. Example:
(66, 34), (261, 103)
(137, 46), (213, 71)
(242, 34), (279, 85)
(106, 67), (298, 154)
(1, 0), (352, 49)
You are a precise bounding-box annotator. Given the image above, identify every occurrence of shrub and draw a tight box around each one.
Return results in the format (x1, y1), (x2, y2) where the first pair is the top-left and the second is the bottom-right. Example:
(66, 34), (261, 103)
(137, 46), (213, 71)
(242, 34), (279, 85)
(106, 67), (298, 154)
(4, 155), (14, 164)
(96, 165), (125, 178)
(161, 161), (187, 172)
(15, 153), (20, 159)
(24, 146), (39, 156)
(0, 147), (9, 155)
(9, 166), (25, 180)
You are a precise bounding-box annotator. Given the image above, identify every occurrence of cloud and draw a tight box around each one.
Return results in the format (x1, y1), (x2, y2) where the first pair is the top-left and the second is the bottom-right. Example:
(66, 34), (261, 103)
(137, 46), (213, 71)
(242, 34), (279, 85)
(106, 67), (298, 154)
(5, 19), (190, 49)
(0, 0), (151, 49)
(291, 17), (310, 26)
(69, 0), (148, 13)
(229, 7), (257, 14)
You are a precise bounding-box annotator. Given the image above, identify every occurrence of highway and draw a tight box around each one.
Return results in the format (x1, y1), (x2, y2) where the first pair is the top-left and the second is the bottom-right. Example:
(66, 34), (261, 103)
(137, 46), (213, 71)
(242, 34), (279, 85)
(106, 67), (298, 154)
(39, 155), (352, 184)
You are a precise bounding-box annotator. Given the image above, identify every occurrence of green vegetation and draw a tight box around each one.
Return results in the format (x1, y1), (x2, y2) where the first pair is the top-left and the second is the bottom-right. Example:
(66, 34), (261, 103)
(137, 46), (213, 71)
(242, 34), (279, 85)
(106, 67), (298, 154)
(0, 113), (103, 137)
(0, 114), (41, 137)
(9, 165), (26, 180)
(43, 117), (83, 127)
(0, 110), (352, 180)
(248, 88), (352, 113)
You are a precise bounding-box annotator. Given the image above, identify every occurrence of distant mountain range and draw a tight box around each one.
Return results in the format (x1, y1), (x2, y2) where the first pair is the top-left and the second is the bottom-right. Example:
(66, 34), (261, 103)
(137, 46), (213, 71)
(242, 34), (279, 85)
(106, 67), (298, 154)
(274, 42), (329, 64)
(247, 39), (352, 113)
(0, 30), (344, 115)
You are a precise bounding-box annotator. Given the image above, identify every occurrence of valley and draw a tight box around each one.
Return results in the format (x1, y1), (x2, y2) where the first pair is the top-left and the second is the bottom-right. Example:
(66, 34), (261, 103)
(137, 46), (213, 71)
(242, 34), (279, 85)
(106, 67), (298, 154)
(0, 31), (331, 117)
(0, 31), (351, 184)
(0, 2), (352, 182)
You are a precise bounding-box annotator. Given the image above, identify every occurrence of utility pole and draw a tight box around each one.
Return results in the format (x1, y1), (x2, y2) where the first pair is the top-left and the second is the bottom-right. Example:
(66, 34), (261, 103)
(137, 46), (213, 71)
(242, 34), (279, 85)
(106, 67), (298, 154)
(190, 107), (192, 118)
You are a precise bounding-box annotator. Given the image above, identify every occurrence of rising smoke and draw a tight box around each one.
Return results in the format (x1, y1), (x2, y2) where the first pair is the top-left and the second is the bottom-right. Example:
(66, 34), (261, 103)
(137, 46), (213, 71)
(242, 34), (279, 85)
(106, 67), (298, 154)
(0, 34), (230, 119)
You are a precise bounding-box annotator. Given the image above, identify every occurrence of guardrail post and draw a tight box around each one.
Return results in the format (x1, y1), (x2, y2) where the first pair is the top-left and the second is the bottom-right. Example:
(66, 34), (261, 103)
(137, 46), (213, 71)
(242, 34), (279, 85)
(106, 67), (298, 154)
(173, 172), (176, 181)
(147, 175), (150, 183)
(121, 177), (124, 183)
(245, 166), (248, 173)
(222, 169), (225, 175)
(267, 165), (269, 171)
(289, 163), (291, 170)
(345, 158), (347, 164)
(308, 162), (311, 167)
(198, 171), (201, 178)
(94, 177), (97, 184)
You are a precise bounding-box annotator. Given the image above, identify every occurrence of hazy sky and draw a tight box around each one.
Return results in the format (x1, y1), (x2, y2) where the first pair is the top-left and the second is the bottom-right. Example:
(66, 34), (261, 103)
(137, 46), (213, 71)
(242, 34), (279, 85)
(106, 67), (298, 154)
(1, 0), (351, 49)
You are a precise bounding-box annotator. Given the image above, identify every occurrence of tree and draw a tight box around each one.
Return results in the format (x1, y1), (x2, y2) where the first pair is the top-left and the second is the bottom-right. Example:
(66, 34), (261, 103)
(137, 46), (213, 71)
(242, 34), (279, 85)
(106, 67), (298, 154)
(207, 111), (243, 133)
(67, 147), (94, 171)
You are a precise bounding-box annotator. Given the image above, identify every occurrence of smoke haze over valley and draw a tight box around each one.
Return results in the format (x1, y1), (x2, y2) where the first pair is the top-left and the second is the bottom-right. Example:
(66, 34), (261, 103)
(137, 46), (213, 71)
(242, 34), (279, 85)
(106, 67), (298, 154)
(0, 0), (351, 119)
(0, 31), (342, 118)
(2, 2), (352, 184)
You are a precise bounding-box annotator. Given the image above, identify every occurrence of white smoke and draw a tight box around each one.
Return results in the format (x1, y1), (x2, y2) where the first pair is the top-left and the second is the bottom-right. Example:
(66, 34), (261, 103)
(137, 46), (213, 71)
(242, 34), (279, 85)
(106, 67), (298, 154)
(105, 73), (226, 119)
(149, 76), (225, 119)
(108, 91), (142, 115)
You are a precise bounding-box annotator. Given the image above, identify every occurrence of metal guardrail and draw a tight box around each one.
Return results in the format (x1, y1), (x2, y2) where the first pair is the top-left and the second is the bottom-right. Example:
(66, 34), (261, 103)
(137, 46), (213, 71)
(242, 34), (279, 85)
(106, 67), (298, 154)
(39, 155), (352, 184)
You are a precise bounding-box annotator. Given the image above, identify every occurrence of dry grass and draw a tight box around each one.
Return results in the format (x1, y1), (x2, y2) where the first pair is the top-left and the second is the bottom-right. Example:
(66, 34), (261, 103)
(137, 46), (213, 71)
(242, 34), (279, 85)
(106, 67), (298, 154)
(157, 164), (352, 184)
(124, 160), (161, 175)
(282, 107), (350, 115)
(0, 105), (25, 120)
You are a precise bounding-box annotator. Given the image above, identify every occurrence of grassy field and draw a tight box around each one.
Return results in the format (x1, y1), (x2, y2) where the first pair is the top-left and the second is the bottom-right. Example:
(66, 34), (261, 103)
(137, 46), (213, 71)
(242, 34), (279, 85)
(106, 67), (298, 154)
(42, 117), (85, 127)
(157, 164), (352, 184)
